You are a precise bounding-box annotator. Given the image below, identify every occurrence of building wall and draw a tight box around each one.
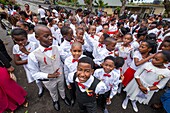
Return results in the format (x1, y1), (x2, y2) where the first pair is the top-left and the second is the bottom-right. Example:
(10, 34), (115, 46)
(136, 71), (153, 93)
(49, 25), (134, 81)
(128, 0), (163, 3)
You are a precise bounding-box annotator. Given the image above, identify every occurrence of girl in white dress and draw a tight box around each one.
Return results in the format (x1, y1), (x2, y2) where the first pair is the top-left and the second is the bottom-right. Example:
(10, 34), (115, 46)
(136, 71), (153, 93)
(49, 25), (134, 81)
(122, 39), (157, 87)
(11, 28), (44, 97)
(117, 33), (135, 73)
(122, 50), (170, 112)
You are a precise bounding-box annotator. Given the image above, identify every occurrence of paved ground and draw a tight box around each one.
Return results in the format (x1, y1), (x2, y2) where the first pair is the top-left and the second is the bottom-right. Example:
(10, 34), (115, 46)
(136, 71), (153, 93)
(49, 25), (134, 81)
(0, 1), (168, 113)
(1, 27), (167, 113)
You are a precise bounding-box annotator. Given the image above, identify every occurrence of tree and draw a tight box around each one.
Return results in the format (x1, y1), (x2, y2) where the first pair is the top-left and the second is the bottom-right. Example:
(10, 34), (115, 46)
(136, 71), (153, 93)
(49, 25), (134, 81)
(120, 0), (126, 15)
(94, 0), (108, 8)
(163, 0), (170, 17)
(84, 0), (93, 11)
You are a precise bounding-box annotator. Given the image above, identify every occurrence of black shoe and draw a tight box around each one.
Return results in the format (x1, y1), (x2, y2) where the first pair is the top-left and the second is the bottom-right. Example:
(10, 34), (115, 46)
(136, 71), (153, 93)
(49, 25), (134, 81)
(63, 97), (71, 106)
(71, 99), (75, 106)
(38, 87), (45, 98)
(53, 101), (60, 111)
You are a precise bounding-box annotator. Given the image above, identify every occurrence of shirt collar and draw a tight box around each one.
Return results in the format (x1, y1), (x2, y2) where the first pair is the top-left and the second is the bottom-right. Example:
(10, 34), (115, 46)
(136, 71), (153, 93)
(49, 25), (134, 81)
(75, 75), (94, 88)
(39, 45), (52, 52)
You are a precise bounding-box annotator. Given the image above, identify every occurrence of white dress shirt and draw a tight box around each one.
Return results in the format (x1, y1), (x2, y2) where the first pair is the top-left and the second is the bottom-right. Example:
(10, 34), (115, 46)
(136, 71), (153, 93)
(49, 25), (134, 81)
(64, 55), (86, 85)
(93, 68), (119, 98)
(60, 39), (73, 60)
(68, 73), (107, 94)
(13, 42), (37, 83)
(27, 45), (64, 80)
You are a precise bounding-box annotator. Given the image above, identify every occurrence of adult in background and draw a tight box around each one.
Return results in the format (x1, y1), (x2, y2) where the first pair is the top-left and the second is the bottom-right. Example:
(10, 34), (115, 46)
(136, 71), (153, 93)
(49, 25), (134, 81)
(38, 5), (46, 22)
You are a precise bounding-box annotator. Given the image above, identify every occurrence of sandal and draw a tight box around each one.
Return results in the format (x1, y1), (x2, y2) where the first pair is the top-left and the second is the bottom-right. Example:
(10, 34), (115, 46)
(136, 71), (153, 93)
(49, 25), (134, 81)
(23, 101), (29, 108)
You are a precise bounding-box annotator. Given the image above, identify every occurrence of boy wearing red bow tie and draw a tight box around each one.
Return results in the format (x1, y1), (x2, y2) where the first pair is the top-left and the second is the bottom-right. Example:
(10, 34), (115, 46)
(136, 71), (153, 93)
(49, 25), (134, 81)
(64, 41), (86, 106)
(68, 57), (107, 113)
(27, 25), (71, 111)
(93, 56), (119, 113)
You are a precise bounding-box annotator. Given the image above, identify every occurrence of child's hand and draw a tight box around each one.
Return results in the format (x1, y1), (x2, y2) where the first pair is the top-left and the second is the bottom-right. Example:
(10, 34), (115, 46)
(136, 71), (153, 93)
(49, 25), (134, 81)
(96, 94), (99, 99)
(120, 75), (124, 81)
(7, 66), (15, 72)
(19, 44), (29, 55)
(48, 68), (60, 78)
(139, 85), (147, 94)
(148, 54), (156, 59)
(67, 84), (72, 89)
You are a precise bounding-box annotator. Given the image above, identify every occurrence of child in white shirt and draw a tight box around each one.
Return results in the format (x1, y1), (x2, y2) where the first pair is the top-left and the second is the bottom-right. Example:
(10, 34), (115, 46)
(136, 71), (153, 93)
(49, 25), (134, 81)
(11, 28), (43, 97)
(94, 56), (119, 113)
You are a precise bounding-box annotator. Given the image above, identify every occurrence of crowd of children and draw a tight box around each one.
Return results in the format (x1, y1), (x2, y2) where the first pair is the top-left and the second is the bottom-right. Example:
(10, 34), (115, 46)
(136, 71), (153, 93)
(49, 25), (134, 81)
(1, 3), (170, 113)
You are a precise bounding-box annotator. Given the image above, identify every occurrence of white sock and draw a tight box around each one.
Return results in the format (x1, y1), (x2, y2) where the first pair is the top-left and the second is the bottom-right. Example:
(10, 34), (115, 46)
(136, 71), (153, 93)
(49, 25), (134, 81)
(36, 80), (43, 94)
(118, 84), (123, 94)
(131, 100), (138, 112)
(122, 96), (129, 109)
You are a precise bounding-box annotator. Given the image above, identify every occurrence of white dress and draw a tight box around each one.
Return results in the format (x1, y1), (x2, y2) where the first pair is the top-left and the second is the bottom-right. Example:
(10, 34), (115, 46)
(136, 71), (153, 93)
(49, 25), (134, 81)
(124, 62), (170, 104)
(13, 42), (37, 83)
(118, 45), (133, 73)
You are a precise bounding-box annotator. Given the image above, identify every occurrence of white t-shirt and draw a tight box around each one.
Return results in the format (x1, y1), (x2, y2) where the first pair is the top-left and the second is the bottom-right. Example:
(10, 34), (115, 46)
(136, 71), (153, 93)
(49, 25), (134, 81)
(38, 8), (46, 18)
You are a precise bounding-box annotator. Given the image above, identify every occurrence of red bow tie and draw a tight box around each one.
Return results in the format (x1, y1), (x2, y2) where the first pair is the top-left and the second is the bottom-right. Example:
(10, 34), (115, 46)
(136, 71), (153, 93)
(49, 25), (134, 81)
(78, 82), (85, 89)
(91, 35), (94, 38)
(98, 44), (103, 48)
(72, 59), (79, 63)
(44, 47), (52, 52)
(104, 73), (111, 77)
(108, 51), (113, 55)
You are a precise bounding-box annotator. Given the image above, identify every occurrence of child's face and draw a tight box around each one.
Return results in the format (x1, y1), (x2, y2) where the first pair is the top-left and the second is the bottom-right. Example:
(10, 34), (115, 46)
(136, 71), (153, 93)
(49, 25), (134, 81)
(76, 30), (84, 39)
(72, 19), (77, 24)
(75, 35), (84, 45)
(152, 53), (165, 67)
(103, 25), (109, 34)
(89, 26), (96, 36)
(36, 28), (53, 48)
(99, 35), (105, 44)
(58, 22), (63, 29)
(77, 63), (94, 83)
(12, 35), (27, 46)
(106, 41), (116, 51)
(161, 42), (170, 51)
(139, 42), (151, 54)
(70, 46), (82, 59)
(102, 59), (115, 73)
(123, 34), (133, 45)
(65, 29), (73, 41)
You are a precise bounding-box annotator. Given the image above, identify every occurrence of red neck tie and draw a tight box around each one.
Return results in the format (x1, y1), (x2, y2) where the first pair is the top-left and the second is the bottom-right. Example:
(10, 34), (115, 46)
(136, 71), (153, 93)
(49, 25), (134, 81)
(98, 44), (103, 48)
(72, 59), (79, 63)
(103, 73), (111, 77)
(44, 47), (52, 52)
(78, 82), (85, 89)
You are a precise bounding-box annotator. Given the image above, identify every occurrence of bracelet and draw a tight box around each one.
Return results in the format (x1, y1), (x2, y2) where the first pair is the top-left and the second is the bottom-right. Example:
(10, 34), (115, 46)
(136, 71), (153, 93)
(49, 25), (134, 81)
(146, 87), (150, 92)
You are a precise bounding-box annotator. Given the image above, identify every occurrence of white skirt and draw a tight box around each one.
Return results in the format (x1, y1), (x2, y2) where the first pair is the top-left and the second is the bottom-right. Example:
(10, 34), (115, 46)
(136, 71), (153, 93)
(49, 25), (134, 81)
(124, 78), (156, 105)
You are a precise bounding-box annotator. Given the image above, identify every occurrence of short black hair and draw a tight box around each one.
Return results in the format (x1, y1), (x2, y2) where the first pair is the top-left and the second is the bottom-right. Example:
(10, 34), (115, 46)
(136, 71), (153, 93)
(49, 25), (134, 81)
(78, 57), (94, 69)
(146, 33), (157, 41)
(104, 56), (115, 63)
(102, 23), (109, 28)
(61, 26), (72, 36)
(76, 8), (83, 13)
(19, 11), (29, 18)
(137, 27), (147, 38)
(11, 28), (27, 38)
(120, 27), (128, 36)
(114, 57), (124, 69)
(161, 50), (170, 62)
